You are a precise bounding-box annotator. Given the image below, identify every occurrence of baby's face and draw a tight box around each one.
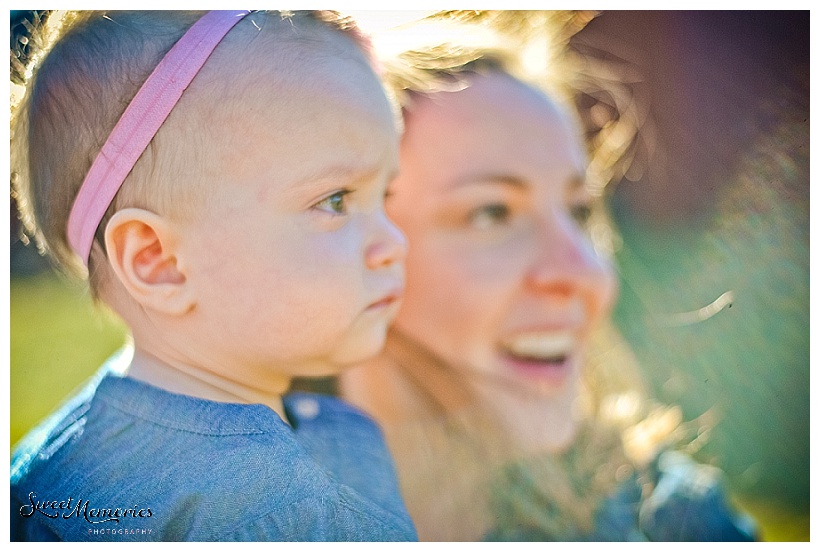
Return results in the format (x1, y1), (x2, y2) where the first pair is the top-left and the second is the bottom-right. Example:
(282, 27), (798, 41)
(171, 39), (405, 384)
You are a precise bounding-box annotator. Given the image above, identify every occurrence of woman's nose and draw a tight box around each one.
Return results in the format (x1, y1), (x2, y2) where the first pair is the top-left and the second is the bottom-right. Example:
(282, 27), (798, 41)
(365, 211), (408, 270)
(525, 216), (617, 306)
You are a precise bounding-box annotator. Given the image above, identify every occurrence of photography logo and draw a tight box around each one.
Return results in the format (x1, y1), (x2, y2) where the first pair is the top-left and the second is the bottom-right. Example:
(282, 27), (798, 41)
(20, 491), (153, 532)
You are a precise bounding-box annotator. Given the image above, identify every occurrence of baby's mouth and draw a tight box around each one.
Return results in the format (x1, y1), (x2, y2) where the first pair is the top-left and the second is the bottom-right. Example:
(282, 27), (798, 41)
(365, 287), (404, 311)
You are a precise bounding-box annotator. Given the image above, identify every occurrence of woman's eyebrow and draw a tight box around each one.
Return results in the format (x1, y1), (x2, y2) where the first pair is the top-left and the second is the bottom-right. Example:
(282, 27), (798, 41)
(448, 172), (587, 191)
(448, 174), (527, 191)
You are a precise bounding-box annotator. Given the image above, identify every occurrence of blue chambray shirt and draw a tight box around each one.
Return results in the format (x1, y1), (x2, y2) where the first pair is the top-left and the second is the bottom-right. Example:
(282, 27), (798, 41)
(10, 350), (417, 541)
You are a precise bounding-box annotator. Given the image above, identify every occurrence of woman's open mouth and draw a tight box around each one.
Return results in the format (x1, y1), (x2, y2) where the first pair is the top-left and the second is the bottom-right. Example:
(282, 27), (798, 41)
(499, 330), (576, 385)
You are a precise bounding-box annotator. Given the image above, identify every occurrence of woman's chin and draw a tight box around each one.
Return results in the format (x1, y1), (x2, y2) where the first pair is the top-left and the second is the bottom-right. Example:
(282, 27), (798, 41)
(507, 417), (579, 456)
(477, 380), (582, 457)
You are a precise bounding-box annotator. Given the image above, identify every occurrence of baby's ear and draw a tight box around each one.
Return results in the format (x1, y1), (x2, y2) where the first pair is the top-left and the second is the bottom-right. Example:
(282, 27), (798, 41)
(104, 208), (193, 315)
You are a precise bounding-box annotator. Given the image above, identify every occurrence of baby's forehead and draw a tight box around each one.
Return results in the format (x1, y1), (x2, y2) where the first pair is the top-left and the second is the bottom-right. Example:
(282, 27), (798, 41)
(154, 13), (395, 192)
(213, 16), (369, 89)
(182, 15), (381, 124)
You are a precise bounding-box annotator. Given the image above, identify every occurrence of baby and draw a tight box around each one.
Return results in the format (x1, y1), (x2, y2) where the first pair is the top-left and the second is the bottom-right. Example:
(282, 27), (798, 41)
(10, 10), (413, 541)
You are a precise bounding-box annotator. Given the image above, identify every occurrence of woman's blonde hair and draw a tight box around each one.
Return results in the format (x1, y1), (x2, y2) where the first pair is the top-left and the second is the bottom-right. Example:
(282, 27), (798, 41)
(368, 11), (692, 538)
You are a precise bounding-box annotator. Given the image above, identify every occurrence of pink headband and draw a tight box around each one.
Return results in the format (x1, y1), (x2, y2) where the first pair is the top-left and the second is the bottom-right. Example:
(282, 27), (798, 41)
(67, 10), (251, 266)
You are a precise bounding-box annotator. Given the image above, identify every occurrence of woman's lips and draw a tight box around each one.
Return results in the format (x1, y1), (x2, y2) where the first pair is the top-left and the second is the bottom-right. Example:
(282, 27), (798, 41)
(498, 330), (578, 385)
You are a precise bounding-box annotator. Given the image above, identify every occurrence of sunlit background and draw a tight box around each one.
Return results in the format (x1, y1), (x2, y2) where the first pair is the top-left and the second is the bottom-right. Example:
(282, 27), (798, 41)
(573, 12), (809, 541)
(9, 10), (809, 541)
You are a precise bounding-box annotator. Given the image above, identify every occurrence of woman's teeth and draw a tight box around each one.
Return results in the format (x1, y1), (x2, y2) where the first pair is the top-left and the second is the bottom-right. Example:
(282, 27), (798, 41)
(502, 331), (575, 362)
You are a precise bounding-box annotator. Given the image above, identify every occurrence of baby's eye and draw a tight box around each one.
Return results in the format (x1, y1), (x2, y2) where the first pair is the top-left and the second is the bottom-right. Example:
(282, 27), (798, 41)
(313, 189), (351, 215)
(468, 203), (511, 229)
(570, 203), (593, 226)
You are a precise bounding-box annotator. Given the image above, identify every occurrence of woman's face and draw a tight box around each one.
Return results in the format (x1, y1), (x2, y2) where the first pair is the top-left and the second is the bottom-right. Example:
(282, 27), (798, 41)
(387, 72), (617, 452)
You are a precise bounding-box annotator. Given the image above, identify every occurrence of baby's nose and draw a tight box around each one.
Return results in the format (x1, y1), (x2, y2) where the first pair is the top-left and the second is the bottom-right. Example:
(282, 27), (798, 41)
(365, 211), (407, 270)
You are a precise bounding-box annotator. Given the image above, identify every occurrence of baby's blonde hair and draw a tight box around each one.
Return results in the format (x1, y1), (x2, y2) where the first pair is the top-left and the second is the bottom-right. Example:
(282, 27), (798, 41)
(11, 10), (373, 297)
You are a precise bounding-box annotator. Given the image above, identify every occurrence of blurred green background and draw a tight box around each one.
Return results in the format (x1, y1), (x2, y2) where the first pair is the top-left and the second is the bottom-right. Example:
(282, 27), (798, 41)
(9, 9), (809, 542)
(9, 267), (128, 448)
(572, 10), (810, 541)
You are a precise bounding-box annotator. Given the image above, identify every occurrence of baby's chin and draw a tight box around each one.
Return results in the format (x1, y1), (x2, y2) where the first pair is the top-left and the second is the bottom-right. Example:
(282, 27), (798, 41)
(325, 324), (392, 372)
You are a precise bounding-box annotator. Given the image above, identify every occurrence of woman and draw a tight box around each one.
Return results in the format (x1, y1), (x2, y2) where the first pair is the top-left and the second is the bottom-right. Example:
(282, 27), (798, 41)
(341, 14), (756, 541)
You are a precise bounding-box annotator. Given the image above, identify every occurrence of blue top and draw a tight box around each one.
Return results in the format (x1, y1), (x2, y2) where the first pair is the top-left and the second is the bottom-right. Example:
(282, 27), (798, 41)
(10, 353), (417, 542)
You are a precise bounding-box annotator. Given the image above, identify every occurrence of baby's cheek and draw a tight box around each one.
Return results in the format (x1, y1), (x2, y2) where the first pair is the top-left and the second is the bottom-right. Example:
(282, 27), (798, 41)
(291, 270), (362, 322)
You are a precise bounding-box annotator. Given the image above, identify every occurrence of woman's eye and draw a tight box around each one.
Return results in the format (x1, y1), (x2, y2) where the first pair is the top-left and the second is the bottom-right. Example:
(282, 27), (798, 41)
(570, 203), (593, 226)
(468, 203), (511, 229)
(314, 190), (351, 215)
